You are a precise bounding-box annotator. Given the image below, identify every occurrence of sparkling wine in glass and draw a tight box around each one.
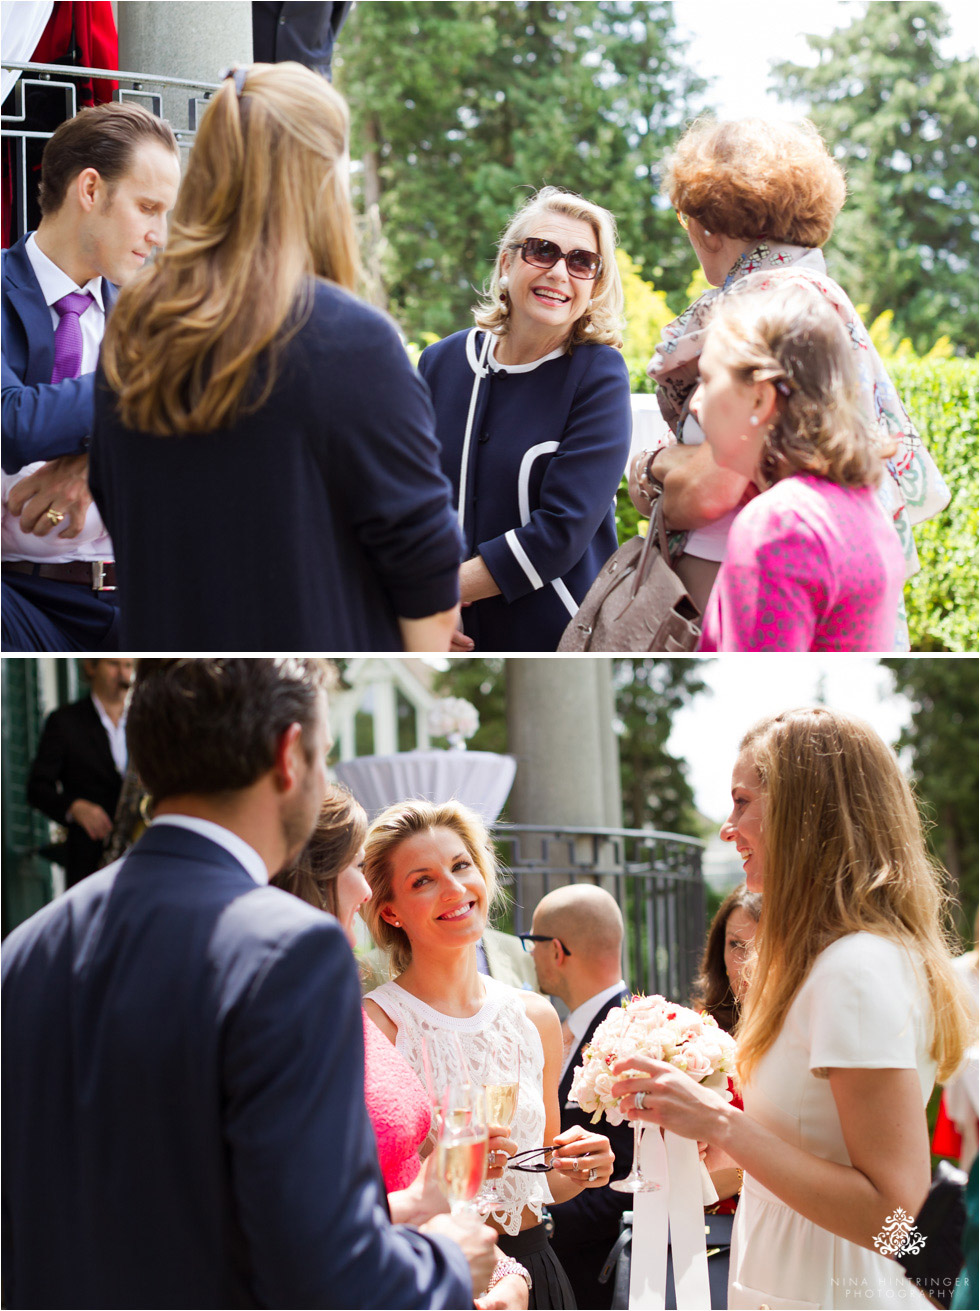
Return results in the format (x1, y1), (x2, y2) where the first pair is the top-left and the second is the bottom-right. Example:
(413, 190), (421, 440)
(476, 1047), (520, 1208)
(435, 1084), (489, 1216)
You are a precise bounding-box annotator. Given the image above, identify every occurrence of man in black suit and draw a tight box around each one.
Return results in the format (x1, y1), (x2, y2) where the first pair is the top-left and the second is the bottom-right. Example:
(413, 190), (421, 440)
(3, 658), (495, 1309)
(252, 2), (353, 80)
(525, 884), (634, 1310)
(27, 657), (134, 885)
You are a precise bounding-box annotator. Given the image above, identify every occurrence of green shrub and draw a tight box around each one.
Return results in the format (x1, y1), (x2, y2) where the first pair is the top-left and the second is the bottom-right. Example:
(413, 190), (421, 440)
(893, 358), (979, 652)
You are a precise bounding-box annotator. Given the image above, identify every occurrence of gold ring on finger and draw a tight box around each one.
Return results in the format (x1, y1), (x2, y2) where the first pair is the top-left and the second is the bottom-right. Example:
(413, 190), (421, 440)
(46, 509), (66, 525)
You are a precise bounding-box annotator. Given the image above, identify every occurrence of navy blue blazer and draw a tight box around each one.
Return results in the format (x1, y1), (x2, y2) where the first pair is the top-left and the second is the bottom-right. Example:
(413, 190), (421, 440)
(1, 824), (471, 1310)
(549, 987), (634, 1311)
(89, 280), (462, 651)
(1, 233), (118, 474)
(419, 329), (632, 652)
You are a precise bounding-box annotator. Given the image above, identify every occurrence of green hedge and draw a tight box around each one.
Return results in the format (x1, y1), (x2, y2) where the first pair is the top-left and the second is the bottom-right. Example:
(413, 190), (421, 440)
(892, 358), (979, 652)
(617, 358), (979, 652)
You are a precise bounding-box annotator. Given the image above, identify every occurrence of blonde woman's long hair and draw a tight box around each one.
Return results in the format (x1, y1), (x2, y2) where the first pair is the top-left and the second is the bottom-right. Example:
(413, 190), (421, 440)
(102, 62), (360, 436)
(474, 186), (624, 350)
(736, 707), (971, 1084)
(362, 799), (501, 978)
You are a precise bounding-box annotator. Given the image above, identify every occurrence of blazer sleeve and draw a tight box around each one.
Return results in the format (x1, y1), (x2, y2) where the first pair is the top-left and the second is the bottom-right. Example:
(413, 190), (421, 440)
(317, 312), (462, 620)
(222, 918), (471, 1309)
(1, 352), (96, 473)
(26, 710), (73, 824)
(479, 348), (632, 602)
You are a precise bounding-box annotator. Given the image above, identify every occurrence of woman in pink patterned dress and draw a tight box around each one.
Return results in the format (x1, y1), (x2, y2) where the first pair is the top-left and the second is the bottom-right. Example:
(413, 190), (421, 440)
(692, 283), (904, 651)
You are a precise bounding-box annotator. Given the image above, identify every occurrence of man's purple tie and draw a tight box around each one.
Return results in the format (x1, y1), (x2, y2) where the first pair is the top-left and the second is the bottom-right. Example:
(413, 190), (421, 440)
(50, 290), (95, 384)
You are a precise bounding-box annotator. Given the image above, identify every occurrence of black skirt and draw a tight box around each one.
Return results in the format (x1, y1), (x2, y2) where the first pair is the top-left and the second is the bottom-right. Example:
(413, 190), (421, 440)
(498, 1223), (578, 1310)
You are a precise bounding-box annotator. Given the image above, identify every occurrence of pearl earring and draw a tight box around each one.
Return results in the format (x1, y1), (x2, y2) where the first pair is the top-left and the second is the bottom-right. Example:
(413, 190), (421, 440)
(499, 275), (509, 290)
(749, 415), (759, 427)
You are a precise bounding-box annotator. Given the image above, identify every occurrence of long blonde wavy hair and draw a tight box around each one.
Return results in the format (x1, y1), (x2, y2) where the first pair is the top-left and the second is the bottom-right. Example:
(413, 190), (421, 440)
(473, 186), (624, 350)
(362, 799), (501, 978)
(102, 62), (360, 436)
(735, 707), (971, 1084)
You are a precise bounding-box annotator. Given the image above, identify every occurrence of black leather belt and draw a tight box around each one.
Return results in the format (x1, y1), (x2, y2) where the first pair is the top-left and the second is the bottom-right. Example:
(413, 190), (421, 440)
(3, 560), (117, 591)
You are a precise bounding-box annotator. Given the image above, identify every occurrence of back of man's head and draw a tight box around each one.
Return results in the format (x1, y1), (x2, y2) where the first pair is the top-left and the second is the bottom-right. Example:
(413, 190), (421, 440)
(39, 101), (178, 216)
(128, 659), (331, 803)
(535, 884), (624, 966)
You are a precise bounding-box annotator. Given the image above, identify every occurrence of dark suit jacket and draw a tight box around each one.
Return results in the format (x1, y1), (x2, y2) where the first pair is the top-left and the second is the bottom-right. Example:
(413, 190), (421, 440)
(252, 2), (353, 79)
(26, 695), (123, 884)
(1, 233), (118, 473)
(550, 986), (634, 1311)
(1, 823), (471, 1310)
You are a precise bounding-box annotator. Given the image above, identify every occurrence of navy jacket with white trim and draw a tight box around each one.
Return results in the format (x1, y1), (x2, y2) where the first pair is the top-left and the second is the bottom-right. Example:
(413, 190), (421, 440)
(419, 329), (632, 652)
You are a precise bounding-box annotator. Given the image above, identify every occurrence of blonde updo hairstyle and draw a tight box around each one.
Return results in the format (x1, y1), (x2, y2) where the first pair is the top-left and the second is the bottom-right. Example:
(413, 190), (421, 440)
(666, 117), (847, 249)
(474, 186), (624, 350)
(707, 283), (885, 487)
(363, 799), (501, 977)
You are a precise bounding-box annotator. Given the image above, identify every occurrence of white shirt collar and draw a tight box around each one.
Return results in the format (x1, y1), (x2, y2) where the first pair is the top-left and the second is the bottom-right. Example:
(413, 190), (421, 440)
(25, 232), (106, 312)
(561, 979), (628, 1078)
(150, 815), (269, 886)
(90, 694), (128, 776)
(486, 335), (566, 374)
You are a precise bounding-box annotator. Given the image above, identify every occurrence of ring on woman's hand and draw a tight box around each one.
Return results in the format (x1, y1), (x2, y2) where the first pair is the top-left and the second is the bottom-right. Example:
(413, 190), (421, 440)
(587, 1167), (598, 1183)
(634, 1091), (648, 1111)
(46, 508), (65, 525)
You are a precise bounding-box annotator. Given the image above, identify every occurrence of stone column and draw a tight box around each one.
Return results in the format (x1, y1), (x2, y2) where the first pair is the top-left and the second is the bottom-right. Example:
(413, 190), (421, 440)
(505, 658), (623, 924)
(117, 1), (252, 127)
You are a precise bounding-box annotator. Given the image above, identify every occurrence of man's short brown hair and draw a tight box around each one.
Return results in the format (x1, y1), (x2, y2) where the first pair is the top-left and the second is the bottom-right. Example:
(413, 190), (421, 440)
(128, 659), (331, 803)
(39, 100), (179, 215)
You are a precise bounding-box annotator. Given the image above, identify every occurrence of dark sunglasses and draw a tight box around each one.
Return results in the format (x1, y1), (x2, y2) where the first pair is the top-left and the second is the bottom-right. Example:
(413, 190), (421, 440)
(518, 933), (572, 956)
(515, 237), (602, 281)
(506, 1146), (555, 1173)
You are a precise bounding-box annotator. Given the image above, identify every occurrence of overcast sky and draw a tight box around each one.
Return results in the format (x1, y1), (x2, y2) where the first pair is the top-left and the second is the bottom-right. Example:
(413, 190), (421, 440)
(674, 0), (977, 121)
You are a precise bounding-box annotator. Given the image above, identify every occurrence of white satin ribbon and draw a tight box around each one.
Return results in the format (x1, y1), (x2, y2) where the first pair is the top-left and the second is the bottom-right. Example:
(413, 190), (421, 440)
(628, 1130), (713, 1310)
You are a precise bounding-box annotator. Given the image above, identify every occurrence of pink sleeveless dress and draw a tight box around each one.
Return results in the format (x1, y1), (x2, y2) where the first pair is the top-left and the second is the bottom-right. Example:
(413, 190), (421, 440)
(362, 1011), (430, 1193)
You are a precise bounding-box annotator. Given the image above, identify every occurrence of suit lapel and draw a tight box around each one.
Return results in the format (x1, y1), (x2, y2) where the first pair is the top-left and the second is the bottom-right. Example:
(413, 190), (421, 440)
(4, 239), (55, 386)
(559, 987), (630, 1105)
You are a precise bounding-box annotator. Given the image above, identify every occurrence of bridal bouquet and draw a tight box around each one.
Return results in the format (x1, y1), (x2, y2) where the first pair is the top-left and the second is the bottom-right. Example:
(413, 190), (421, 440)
(570, 993), (737, 1126)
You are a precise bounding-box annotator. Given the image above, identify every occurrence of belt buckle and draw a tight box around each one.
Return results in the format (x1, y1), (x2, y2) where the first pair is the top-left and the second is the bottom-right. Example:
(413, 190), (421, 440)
(91, 561), (114, 592)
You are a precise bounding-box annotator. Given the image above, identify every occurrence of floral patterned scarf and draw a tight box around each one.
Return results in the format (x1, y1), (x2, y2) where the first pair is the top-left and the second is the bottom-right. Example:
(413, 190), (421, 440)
(646, 242), (950, 585)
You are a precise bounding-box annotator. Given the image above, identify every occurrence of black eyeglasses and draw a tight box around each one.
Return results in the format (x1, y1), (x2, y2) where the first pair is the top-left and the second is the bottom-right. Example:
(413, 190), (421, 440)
(518, 933), (572, 956)
(514, 237), (602, 282)
(506, 1146), (555, 1173)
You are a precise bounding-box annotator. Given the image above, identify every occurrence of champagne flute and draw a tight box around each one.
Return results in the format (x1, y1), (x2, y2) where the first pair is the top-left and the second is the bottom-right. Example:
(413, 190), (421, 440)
(475, 1046), (520, 1208)
(435, 1083), (489, 1216)
(610, 1096), (661, 1193)
(421, 1029), (469, 1115)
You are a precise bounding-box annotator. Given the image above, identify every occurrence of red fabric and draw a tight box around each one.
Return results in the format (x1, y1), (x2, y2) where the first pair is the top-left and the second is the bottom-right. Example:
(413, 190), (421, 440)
(362, 1013), (430, 1193)
(932, 1093), (964, 1158)
(33, 3), (118, 104)
(708, 1077), (744, 1215)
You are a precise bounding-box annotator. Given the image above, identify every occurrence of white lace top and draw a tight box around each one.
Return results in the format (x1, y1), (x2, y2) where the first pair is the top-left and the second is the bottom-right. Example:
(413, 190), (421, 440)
(366, 974), (551, 1234)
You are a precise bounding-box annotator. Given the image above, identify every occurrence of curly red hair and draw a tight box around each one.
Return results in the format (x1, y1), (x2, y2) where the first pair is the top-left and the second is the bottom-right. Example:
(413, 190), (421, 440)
(665, 118), (846, 249)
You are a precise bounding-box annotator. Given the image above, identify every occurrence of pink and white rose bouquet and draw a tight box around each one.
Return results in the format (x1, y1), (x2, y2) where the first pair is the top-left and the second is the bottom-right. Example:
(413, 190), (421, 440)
(570, 994), (737, 1126)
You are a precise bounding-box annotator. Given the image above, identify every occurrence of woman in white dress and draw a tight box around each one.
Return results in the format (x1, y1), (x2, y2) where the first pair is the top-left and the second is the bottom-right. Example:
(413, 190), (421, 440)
(362, 800), (615, 1309)
(611, 707), (971, 1310)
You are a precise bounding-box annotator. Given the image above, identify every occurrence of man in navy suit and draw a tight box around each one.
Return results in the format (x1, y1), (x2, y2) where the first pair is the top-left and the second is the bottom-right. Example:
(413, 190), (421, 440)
(2, 658), (494, 1309)
(525, 884), (635, 1310)
(1, 100), (181, 650)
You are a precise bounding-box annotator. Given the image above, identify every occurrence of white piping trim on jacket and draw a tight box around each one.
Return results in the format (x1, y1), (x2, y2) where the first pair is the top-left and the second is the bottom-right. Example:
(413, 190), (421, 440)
(510, 440), (578, 616)
(458, 329), (492, 531)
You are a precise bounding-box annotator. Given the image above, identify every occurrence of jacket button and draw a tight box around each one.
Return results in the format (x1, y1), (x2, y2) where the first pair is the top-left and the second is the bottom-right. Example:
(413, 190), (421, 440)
(478, 431), (490, 444)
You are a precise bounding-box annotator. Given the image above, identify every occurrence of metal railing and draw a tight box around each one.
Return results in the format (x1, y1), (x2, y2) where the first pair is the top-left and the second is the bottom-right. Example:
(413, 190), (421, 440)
(492, 823), (705, 1003)
(2, 60), (216, 241)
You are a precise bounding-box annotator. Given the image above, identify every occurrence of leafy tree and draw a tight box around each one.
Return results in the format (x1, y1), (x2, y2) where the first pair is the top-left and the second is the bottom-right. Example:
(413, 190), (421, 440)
(771, 1), (979, 355)
(336, 1), (707, 340)
(612, 658), (710, 836)
(882, 657), (979, 941)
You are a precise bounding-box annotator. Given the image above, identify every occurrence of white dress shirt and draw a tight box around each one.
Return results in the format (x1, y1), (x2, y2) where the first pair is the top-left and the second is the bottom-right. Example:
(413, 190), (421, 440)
(150, 815), (269, 886)
(91, 694), (128, 777)
(560, 978), (628, 1081)
(1, 234), (112, 564)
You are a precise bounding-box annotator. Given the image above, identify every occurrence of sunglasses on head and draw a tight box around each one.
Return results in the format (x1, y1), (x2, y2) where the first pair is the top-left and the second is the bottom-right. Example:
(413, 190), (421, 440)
(514, 236), (602, 281)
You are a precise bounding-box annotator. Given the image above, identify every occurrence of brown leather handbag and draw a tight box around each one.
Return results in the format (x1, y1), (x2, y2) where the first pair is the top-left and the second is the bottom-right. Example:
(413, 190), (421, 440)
(558, 499), (701, 652)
